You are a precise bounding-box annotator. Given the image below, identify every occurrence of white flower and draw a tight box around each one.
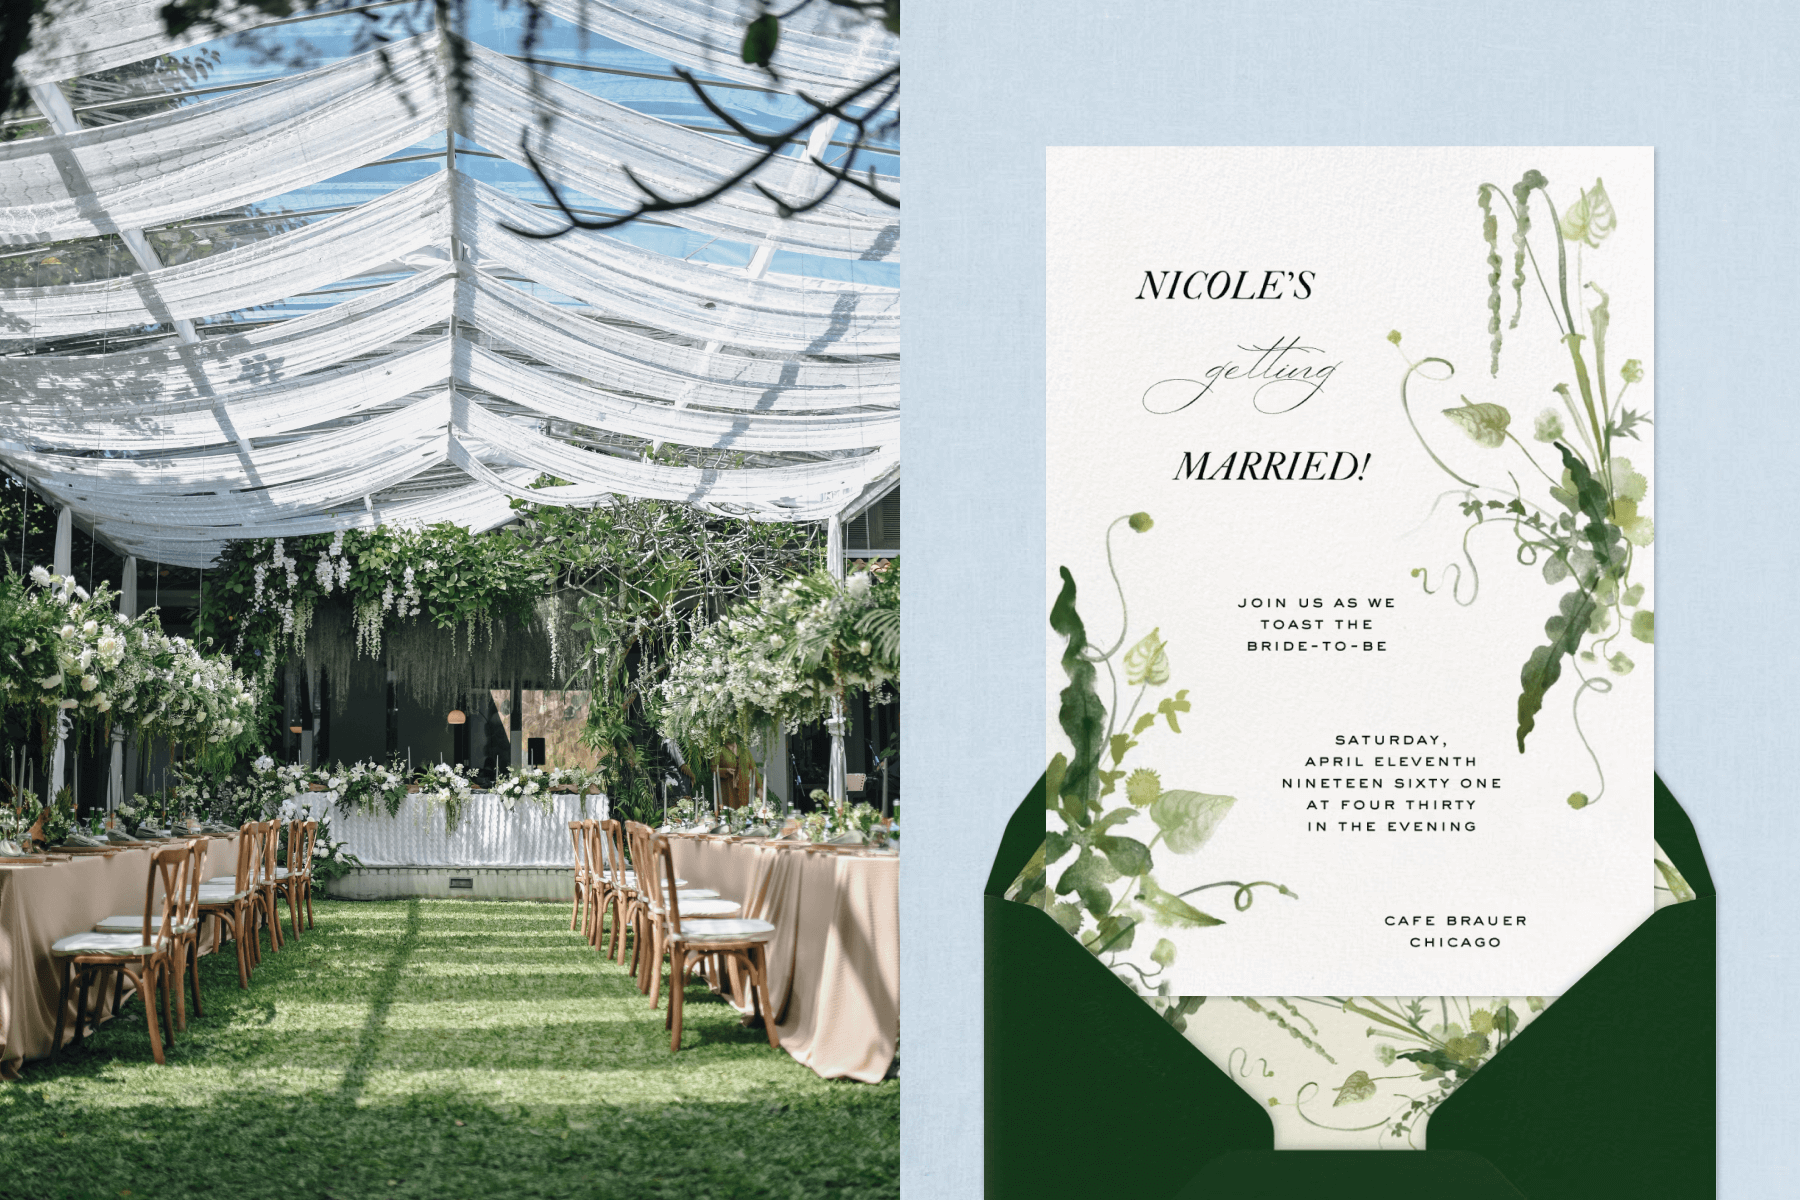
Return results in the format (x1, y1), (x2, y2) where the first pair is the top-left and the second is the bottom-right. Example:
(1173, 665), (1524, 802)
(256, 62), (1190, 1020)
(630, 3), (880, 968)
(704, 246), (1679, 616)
(30, 565), (51, 587)
(846, 572), (873, 599)
(59, 624), (76, 639)
(80, 674), (98, 691)
(81, 620), (98, 636)
(254, 755), (275, 772)
(38, 673), (62, 690)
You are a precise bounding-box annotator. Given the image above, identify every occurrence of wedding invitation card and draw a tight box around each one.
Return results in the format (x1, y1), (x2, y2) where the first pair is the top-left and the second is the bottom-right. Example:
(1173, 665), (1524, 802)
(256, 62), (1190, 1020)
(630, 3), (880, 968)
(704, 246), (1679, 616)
(1040, 147), (1655, 998)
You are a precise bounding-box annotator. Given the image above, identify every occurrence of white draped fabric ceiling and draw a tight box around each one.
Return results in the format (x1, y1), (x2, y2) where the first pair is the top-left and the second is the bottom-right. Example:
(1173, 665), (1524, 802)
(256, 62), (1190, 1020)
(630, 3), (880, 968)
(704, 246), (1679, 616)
(0, 1), (900, 567)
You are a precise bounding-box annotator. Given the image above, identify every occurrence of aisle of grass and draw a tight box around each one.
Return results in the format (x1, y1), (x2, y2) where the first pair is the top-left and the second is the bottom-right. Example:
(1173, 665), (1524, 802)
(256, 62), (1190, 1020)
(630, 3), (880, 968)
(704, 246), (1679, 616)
(0, 898), (898, 1200)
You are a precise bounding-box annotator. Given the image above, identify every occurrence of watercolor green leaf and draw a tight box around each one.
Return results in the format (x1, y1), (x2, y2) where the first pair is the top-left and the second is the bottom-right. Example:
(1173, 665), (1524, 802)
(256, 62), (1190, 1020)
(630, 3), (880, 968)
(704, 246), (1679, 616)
(1151, 938), (1177, 968)
(1518, 587), (1598, 751)
(1533, 408), (1565, 443)
(1128, 511), (1154, 533)
(1610, 457), (1648, 502)
(1151, 789), (1235, 854)
(1093, 833), (1153, 877)
(1609, 407), (1652, 441)
(1656, 858), (1697, 903)
(1124, 627), (1171, 686)
(1050, 567), (1106, 821)
(1632, 610), (1655, 643)
(1135, 876), (1224, 929)
(1334, 1071), (1379, 1106)
(1155, 689), (1191, 733)
(1048, 900), (1084, 935)
(1057, 847), (1120, 917)
(1559, 178), (1616, 247)
(1442, 401), (1512, 448)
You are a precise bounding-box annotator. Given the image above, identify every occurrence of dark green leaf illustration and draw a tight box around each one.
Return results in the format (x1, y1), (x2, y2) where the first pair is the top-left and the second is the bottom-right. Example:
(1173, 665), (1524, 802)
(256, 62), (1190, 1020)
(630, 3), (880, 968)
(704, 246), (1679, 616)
(1050, 567), (1106, 821)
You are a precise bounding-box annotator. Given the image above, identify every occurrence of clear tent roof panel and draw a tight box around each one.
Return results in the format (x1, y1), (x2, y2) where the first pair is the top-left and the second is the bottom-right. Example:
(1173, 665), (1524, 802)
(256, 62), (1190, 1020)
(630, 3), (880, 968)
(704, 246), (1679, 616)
(0, 0), (899, 567)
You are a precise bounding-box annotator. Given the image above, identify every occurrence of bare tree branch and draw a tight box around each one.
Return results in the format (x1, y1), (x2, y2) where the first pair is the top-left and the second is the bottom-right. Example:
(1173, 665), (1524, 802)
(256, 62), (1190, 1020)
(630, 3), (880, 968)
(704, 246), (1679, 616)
(503, 61), (899, 240)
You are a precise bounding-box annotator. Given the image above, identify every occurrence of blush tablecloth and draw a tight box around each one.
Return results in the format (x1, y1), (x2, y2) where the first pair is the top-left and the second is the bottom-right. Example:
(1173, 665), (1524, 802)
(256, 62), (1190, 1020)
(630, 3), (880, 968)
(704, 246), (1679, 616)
(668, 835), (898, 1083)
(0, 835), (238, 1079)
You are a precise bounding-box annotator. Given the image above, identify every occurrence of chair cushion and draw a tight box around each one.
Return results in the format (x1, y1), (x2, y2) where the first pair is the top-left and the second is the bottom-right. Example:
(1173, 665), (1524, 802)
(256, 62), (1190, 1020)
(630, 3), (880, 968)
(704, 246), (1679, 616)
(677, 899), (743, 919)
(205, 875), (239, 887)
(92, 915), (196, 935)
(677, 917), (775, 941)
(52, 931), (166, 956)
(676, 888), (721, 901)
(196, 884), (250, 903)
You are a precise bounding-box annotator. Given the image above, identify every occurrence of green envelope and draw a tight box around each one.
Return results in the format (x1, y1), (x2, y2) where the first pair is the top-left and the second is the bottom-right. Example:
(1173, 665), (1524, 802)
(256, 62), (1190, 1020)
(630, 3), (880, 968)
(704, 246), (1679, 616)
(985, 773), (1714, 1200)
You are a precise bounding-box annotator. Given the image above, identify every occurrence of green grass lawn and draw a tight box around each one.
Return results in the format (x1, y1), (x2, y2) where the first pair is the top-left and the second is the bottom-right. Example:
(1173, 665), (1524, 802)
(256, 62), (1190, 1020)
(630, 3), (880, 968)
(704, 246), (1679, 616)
(0, 898), (899, 1200)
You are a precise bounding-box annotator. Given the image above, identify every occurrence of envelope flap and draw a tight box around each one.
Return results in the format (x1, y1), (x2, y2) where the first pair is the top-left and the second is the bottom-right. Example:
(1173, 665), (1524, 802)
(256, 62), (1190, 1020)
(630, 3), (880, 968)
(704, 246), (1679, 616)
(1427, 775), (1715, 1197)
(985, 892), (1271, 1200)
(1654, 772), (1714, 898)
(985, 770), (1049, 898)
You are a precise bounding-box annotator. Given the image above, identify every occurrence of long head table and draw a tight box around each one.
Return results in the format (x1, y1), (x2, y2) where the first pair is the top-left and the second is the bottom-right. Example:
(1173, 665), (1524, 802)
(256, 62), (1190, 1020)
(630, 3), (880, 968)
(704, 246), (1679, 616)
(668, 833), (898, 1084)
(329, 792), (607, 867)
(0, 835), (239, 1079)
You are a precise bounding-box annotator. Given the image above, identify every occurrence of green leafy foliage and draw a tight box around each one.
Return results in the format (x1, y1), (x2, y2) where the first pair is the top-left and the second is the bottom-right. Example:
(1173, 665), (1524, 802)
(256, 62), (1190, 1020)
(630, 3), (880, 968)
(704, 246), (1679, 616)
(1034, 515), (1291, 993)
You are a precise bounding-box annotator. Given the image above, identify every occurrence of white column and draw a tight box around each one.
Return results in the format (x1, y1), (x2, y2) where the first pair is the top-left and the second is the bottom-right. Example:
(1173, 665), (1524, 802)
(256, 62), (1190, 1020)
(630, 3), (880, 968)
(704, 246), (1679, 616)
(824, 508), (848, 806)
(299, 663), (318, 766)
(120, 555), (138, 617)
(52, 505), (71, 577)
(509, 671), (523, 769)
(107, 726), (126, 814)
(47, 710), (70, 803)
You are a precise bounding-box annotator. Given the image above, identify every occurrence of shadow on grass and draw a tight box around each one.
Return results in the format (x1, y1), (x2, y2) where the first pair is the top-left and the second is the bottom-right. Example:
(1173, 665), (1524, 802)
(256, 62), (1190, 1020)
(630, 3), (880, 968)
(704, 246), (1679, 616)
(339, 897), (422, 1105)
(2, 899), (897, 1200)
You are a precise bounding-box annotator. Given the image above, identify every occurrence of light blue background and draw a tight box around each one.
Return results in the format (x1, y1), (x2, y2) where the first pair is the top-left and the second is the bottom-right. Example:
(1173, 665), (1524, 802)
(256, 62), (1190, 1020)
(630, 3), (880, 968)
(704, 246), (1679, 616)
(902, 2), (1798, 1195)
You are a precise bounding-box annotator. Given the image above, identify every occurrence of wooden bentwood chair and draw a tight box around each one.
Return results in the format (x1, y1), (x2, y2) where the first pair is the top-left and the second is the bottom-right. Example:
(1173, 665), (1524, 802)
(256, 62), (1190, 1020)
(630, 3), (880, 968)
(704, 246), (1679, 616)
(197, 824), (260, 988)
(91, 836), (210, 1030)
(624, 820), (735, 1007)
(51, 840), (198, 1064)
(568, 819), (591, 934)
(594, 819), (638, 963)
(273, 818), (315, 939)
(652, 833), (779, 1054)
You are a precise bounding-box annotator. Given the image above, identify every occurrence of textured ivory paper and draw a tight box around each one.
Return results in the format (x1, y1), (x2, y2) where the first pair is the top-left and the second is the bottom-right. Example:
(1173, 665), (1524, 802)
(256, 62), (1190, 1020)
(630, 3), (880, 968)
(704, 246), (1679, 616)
(1041, 147), (1655, 998)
